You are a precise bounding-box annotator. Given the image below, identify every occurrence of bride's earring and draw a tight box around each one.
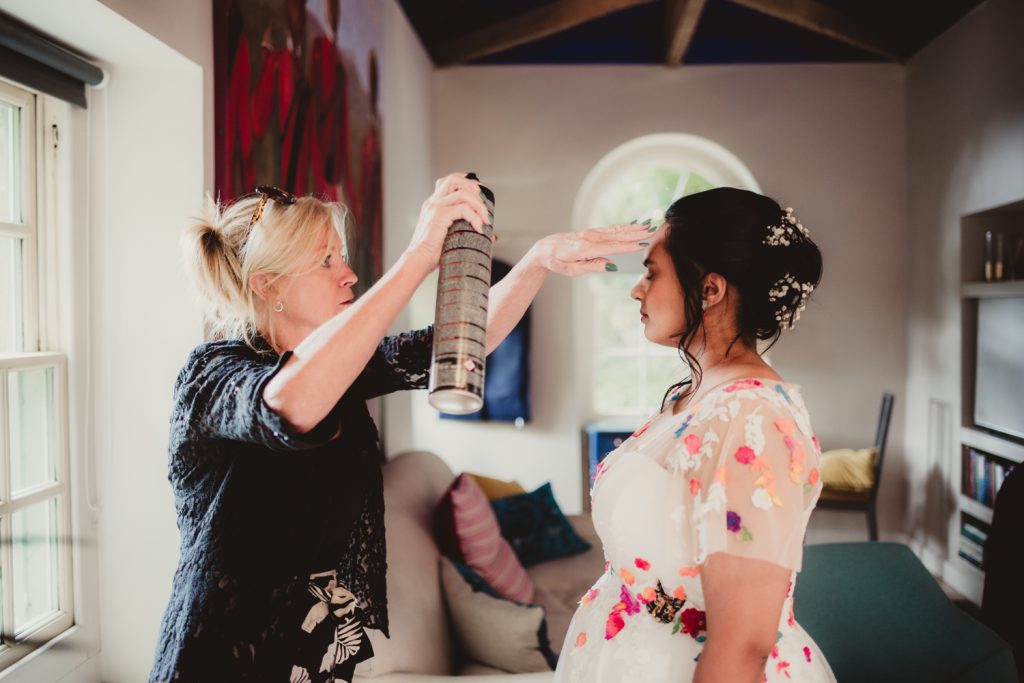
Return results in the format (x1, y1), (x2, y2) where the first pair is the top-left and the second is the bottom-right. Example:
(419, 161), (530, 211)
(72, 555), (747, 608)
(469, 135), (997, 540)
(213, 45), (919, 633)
(274, 301), (285, 313)
(701, 299), (708, 312)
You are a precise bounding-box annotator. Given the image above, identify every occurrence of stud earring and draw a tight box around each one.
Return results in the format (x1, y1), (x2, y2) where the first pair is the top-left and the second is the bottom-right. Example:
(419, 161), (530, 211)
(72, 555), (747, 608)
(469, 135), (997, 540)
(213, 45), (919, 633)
(274, 301), (284, 313)
(701, 300), (708, 312)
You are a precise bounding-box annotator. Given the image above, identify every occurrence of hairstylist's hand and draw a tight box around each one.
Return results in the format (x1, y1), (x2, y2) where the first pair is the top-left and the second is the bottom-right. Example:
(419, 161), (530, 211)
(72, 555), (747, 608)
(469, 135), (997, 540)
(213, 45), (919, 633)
(406, 173), (492, 269)
(530, 222), (655, 275)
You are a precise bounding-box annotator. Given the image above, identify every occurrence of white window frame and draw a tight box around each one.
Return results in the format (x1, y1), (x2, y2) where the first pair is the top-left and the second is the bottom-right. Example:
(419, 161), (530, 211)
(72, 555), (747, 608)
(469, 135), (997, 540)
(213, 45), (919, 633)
(0, 78), (75, 674)
(571, 133), (762, 420)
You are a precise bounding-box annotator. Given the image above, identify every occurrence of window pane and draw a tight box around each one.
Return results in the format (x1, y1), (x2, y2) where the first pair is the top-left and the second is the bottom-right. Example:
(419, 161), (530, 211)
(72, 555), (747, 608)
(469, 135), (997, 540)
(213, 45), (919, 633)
(593, 166), (680, 226)
(0, 101), (21, 223)
(594, 354), (643, 415)
(8, 367), (57, 495)
(590, 274), (642, 349)
(12, 497), (60, 633)
(644, 353), (688, 414)
(0, 235), (25, 353)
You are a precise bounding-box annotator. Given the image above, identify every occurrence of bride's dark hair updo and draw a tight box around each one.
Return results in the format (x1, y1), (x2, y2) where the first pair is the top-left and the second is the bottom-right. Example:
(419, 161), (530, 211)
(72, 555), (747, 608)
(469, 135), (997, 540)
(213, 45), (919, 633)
(660, 187), (823, 405)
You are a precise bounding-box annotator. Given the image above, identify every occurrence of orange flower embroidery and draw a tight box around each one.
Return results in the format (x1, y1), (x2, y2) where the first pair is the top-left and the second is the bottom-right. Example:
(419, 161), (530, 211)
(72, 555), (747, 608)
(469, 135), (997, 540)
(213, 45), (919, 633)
(689, 478), (701, 495)
(632, 419), (653, 438)
(580, 587), (600, 604)
(775, 418), (794, 435)
(575, 632), (587, 647)
(620, 567), (635, 585)
(678, 565), (700, 578)
(808, 468), (820, 485)
(638, 586), (656, 604)
(605, 612), (625, 640)
(673, 585), (687, 601)
(684, 433), (702, 455)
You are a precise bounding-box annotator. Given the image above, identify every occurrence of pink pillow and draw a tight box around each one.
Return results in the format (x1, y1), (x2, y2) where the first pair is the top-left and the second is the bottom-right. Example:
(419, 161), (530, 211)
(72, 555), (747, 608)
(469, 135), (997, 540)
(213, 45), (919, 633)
(434, 473), (535, 603)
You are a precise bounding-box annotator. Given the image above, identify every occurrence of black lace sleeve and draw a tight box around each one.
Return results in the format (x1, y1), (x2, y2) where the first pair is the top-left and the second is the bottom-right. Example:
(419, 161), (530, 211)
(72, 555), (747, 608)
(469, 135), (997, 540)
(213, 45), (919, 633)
(175, 343), (341, 452)
(349, 326), (434, 400)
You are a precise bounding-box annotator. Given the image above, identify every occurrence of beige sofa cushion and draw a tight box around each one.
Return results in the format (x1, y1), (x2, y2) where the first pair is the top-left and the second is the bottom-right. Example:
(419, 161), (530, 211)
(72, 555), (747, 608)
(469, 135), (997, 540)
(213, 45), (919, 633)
(355, 451), (605, 679)
(439, 558), (554, 673)
(355, 451), (458, 678)
(359, 674), (554, 682)
(526, 514), (605, 654)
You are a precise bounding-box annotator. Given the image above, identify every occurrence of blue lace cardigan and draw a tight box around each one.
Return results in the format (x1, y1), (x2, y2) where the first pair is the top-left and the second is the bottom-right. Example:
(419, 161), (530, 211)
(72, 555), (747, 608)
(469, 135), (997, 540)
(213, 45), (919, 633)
(149, 327), (432, 683)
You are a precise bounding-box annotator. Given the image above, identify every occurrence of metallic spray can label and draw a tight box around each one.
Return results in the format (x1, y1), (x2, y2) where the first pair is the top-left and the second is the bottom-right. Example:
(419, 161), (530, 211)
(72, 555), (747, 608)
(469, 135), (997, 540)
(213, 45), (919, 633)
(427, 183), (495, 414)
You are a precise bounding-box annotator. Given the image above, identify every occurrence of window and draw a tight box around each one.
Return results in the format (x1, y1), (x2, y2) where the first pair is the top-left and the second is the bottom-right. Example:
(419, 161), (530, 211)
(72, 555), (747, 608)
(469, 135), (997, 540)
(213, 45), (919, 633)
(573, 133), (761, 418)
(0, 78), (74, 671)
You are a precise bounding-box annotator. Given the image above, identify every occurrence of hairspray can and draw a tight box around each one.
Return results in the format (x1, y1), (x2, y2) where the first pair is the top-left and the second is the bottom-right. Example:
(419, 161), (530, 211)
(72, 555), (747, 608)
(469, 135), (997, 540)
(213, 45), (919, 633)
(428, 177), (494, 414)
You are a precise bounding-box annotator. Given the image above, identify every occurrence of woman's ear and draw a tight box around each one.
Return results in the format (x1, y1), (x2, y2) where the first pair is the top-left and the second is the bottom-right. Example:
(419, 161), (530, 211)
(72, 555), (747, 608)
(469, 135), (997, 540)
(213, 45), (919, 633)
(702, 273), (728, 308)
(249, 273), (272, 302)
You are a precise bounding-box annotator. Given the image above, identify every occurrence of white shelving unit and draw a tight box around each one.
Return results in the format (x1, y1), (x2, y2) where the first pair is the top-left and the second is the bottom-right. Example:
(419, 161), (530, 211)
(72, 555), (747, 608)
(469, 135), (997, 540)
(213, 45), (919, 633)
(949, 198), (1024, 606)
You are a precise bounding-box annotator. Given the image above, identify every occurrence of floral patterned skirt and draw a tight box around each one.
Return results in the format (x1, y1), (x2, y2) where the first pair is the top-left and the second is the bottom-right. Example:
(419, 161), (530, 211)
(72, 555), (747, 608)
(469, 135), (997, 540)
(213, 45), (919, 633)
(290, 569), (374, 683)
(553, 571), (836, 683)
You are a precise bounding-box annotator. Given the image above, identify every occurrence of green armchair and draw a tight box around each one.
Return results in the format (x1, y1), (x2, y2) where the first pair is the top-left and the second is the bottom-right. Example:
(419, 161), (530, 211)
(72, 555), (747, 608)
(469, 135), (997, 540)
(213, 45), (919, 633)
(795, 543), (1016, 683)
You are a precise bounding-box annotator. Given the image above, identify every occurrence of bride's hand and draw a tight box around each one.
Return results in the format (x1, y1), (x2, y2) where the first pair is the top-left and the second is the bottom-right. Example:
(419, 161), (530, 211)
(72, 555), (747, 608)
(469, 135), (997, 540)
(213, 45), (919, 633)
(530, 222), (657, 275)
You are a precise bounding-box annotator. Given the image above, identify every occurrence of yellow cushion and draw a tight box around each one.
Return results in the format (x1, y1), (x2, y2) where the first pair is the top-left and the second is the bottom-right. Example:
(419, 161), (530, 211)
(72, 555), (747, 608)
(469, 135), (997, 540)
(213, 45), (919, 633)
(467, 473), (527, 501)
(820, 447), (877, 494)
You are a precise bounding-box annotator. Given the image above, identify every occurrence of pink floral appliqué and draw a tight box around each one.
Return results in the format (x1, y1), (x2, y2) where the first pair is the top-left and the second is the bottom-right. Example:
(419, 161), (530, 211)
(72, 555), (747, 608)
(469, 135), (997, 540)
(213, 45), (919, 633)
(724, 378), (764, 393)
(734, 446), (756, 464)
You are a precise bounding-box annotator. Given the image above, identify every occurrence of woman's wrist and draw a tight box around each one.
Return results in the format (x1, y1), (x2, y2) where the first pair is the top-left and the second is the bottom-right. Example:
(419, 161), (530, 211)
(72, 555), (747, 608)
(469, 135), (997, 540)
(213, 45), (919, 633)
(525, 236), (555, 272)
(399, 247), (438, 278)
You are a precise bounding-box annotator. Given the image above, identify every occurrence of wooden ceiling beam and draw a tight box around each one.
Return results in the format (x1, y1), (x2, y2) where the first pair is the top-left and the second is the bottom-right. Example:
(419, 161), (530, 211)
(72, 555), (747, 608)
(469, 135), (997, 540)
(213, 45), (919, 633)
(665, 0), (708, 66)
(431, 0), (656, 67)
(725, 0), (907, 62)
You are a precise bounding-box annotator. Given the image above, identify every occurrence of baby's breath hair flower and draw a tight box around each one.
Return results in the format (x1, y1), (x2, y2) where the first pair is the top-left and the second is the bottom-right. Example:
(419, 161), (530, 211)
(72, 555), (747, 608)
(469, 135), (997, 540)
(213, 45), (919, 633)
(763, 206), (810, 247)
(768, 273), (815, 330)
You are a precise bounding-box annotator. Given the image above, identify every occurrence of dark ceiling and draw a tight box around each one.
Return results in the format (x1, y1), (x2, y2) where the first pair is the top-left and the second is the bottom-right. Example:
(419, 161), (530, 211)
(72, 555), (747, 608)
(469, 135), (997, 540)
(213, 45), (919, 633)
(399, 0), (986, 67)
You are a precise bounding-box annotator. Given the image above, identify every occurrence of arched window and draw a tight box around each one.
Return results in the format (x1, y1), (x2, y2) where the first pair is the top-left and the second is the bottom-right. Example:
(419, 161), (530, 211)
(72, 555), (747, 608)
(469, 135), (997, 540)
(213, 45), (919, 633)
(572, 134), (760, 418)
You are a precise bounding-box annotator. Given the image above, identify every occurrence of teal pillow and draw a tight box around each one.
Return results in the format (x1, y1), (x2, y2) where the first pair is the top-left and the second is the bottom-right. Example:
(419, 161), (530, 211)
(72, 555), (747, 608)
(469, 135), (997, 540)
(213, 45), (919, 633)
(490, 483), (591, 567)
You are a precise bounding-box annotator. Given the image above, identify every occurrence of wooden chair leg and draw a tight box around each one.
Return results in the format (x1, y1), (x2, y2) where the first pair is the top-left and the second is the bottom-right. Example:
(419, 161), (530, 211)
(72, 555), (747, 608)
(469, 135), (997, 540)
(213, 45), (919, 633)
(867, 505), (878, 541)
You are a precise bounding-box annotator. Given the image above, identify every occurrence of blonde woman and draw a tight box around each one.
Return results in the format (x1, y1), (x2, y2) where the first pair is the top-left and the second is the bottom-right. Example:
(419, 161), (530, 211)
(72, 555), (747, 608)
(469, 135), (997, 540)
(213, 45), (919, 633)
(149, 174), (651, 683)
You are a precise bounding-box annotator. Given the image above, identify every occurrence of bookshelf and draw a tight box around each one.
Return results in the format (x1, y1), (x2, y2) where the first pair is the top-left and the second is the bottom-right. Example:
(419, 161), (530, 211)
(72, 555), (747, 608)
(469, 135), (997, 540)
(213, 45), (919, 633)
(951, 199), (1024, 604)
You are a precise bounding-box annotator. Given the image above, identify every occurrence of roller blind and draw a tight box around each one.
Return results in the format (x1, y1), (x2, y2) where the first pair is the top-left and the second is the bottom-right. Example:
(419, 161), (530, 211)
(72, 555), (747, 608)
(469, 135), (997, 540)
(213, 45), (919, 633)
(0, 10), (104, 108)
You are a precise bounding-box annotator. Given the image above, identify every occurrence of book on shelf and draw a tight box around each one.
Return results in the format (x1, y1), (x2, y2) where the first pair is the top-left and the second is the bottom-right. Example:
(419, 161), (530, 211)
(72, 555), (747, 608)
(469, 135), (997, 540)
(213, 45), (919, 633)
(961, 521), (988, 546)
(958, 547), (984, 569)
(963, 447), (1016, 507)
(958, 510), (991, 570)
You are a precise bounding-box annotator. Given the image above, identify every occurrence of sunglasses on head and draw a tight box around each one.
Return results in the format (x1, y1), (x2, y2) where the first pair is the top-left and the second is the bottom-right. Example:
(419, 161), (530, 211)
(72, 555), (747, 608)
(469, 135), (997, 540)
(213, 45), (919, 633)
(246, 185), (298, 228)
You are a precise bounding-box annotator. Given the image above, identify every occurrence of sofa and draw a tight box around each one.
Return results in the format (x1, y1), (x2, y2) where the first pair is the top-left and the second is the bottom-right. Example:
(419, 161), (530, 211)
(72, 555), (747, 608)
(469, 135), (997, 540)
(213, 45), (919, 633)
(353, 450), (604, 682)
(795, 543), (1017, 683)
(354, 452), (1017, 682)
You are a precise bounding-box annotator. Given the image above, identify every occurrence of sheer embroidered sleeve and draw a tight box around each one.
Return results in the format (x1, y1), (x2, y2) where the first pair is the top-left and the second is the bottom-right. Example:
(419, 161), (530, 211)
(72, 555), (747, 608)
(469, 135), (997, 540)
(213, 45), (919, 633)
(667, 383), (823, 572)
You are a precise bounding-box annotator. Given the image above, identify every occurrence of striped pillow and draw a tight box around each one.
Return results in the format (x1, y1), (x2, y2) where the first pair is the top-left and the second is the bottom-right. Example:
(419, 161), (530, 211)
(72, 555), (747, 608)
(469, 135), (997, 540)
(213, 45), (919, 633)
(434, 473), (535, 603)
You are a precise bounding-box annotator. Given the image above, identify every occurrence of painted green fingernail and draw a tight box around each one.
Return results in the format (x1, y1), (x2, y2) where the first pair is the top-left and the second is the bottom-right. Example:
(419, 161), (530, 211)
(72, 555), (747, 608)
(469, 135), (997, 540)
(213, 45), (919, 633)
(638, 241), (650, 247)
(647, 225), (659, 233)
(605, 263), (619, 272)
(642, 218), (652, 225)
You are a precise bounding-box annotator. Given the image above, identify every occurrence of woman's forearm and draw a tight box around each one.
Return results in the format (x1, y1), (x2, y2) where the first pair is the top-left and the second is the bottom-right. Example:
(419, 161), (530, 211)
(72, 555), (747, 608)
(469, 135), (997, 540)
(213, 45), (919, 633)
(484, 245), (549, 355)
(264, 249), (434, 433)
(693, 641), (768, 683)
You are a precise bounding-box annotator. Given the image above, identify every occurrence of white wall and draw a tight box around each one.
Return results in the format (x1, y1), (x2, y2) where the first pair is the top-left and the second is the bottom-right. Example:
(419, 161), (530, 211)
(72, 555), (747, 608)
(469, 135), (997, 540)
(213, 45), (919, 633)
(902, 0), (1024, 590)
(377, 0), (436, 444)
(409, 63), (911, 541)
(97, 0), (215, 193)
(0, 2), (207, 682)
